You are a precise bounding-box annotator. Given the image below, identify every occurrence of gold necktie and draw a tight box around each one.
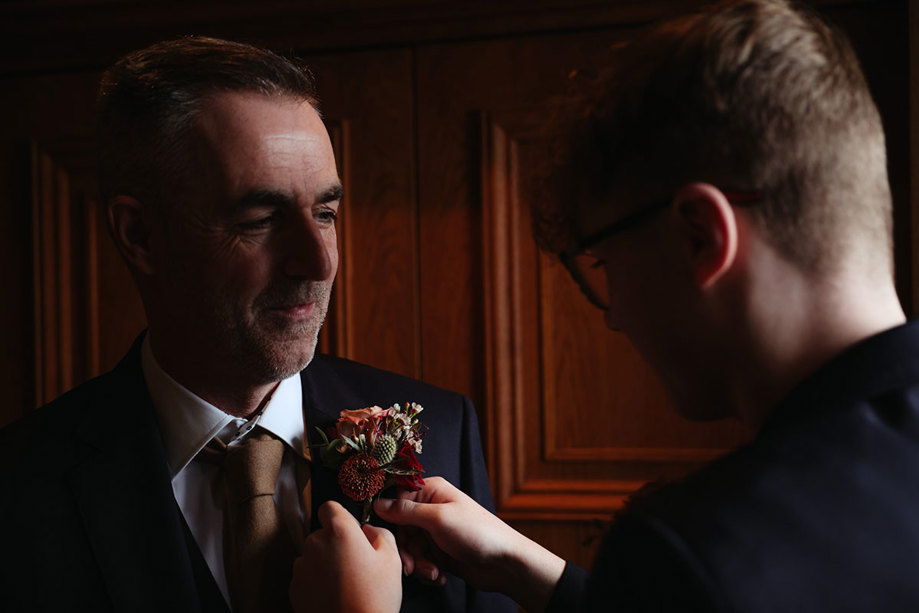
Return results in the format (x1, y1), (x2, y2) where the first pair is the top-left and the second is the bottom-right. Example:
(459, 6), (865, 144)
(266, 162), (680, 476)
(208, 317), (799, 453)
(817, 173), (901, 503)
(218, 431), (296, 613)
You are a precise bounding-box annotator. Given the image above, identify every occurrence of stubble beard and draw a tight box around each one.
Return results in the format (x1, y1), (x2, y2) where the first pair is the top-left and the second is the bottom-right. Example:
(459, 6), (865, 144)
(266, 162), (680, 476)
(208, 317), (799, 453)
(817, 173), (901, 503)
(223, 282), (333, 385)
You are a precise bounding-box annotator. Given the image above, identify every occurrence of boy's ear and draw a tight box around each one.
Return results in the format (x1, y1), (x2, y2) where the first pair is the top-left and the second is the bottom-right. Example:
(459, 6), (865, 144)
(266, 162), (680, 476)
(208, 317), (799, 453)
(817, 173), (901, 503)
(671, 182), (738, 289)
(107, 195), (156, 276)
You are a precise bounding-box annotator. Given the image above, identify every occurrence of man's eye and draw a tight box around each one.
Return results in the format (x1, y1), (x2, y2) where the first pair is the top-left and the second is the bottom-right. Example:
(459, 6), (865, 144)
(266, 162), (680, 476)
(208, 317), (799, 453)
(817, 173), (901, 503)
(316, 209), (339, 226)
(238, 215), (275, 231)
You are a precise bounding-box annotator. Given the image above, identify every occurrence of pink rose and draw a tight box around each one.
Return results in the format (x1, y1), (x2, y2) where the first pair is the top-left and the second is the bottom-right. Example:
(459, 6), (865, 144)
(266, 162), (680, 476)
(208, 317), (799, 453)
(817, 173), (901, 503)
(337, 406), (388, 440)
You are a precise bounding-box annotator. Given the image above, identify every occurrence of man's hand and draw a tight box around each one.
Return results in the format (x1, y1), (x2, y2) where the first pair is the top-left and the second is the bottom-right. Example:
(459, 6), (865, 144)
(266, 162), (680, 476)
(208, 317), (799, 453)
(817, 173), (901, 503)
(290, 501), (402, 613)
(373, 477), (566, 613)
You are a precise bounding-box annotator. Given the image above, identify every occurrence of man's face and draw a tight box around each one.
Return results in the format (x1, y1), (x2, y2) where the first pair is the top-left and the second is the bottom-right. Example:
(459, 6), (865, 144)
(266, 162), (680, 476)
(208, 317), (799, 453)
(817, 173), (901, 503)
(576, 193), (730, 421)
(574, 194), (674, 335)
(150, 91), (341, 386)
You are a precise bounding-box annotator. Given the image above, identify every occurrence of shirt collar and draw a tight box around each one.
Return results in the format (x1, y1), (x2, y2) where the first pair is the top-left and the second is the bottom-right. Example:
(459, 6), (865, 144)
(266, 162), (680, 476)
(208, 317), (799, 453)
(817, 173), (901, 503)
(759, 320), (919, 438)
(141, 336), (304, 478)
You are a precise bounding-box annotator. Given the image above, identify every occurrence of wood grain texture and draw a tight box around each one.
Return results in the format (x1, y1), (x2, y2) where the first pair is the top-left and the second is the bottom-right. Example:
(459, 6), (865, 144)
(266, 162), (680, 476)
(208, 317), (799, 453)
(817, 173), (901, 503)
(30, 138), (147, 406)
(0, 71), (102, 427)
(317, 120), (349, 360)
(416, 28), (627, 425)
(304, 49), (419, 379)
(481, 108), (746, 525)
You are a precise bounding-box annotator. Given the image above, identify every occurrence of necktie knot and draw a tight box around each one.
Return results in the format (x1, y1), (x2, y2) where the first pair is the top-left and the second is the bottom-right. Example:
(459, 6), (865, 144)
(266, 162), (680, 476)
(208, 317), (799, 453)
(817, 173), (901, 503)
(224, 432), (285, 504)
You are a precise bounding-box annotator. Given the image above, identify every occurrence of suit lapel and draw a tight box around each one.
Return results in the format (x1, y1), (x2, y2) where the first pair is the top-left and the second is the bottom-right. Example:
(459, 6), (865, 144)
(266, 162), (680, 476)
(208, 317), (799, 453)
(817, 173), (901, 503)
(300, 357), (373, 527)
(67, 342), (203, 612)
(300, 356), (369, 426)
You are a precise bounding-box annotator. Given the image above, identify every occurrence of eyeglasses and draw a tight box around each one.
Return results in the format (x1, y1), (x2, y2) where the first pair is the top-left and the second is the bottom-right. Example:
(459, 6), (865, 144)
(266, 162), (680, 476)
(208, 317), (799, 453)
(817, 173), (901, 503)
(560, 190), (764, 310)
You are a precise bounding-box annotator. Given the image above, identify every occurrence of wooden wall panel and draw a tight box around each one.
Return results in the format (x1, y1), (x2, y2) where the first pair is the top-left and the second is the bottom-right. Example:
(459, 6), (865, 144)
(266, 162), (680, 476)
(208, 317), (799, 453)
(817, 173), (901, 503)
(304, 50), (419, 379)
(0, 72), (101, 426)
(481, 109), (746, 522)
(315, 120), (349, 360)
(416, 28), (633, 420)
(30, 138), (127, 405)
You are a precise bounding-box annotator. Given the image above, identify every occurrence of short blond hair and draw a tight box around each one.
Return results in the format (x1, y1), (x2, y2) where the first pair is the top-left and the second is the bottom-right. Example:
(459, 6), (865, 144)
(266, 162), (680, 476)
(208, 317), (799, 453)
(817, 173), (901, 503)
(542, 0), (892, 274)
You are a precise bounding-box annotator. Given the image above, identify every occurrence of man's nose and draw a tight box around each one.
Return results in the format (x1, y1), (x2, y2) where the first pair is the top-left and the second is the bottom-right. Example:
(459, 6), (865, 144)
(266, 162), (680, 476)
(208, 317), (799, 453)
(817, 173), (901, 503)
(283, 213), (336, 280)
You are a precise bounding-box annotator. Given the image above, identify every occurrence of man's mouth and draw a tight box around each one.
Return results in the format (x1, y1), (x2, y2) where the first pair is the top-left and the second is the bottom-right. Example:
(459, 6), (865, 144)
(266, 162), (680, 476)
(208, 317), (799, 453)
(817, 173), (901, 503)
(269, 302), (316, 319)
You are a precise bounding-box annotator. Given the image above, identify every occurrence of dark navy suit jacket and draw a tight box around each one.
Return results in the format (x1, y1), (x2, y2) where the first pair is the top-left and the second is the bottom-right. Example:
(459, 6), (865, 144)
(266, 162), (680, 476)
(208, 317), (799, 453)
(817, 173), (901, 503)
(549, 321), (919, 612)
(0, 337), (515, 613)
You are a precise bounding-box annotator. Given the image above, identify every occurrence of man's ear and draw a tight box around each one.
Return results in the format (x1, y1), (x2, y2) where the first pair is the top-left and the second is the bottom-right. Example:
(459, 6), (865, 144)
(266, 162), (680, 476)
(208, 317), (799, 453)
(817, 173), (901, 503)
(671, 182), (738, 289)
(107, 195), (157, 276)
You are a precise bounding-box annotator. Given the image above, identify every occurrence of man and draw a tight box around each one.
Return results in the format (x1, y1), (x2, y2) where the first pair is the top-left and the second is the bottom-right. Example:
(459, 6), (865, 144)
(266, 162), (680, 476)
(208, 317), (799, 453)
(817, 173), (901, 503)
(0, 37), (514, 613)
(298, 0), (919, 610)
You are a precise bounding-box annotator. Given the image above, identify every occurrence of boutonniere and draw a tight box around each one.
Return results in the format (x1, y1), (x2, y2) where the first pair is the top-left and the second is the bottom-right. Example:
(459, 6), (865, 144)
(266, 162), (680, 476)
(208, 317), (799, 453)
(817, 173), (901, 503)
(315, 403), (426, 523)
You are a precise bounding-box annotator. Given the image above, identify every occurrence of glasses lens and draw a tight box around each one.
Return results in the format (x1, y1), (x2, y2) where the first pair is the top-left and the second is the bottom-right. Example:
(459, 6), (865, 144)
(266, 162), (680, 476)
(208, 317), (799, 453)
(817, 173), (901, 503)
(569, 253), (609, 310)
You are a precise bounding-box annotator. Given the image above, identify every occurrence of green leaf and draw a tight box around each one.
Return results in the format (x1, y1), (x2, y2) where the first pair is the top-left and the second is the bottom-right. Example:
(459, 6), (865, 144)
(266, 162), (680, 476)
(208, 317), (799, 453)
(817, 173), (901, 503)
(318, 438), (348, 469)
(314, 426), (331, 445)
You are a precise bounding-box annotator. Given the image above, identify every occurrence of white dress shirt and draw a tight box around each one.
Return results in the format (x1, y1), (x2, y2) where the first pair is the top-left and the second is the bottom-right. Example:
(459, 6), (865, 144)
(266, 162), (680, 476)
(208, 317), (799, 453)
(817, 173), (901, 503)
(141, 338), (308, 608)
